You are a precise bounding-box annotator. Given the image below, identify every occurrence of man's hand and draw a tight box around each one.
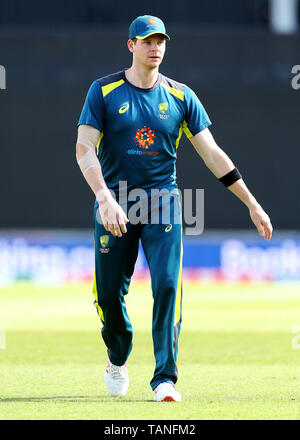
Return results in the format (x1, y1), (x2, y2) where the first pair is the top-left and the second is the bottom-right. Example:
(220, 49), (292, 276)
(97, 189), (129, 237)
(249, 203), (273, 241)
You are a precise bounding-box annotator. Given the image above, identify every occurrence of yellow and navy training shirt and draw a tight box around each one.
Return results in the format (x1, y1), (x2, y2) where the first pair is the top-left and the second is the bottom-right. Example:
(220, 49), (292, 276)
(78, 70), (211, 194)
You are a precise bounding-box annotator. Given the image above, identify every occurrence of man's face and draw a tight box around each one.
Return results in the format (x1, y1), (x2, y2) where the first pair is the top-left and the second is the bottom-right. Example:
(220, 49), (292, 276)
(129, 35), (166, 69)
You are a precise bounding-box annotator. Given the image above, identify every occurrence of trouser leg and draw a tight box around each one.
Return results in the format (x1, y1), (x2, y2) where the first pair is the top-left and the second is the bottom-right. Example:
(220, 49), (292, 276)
(93, 208), (140, 366)
(141, 219), (183, 390)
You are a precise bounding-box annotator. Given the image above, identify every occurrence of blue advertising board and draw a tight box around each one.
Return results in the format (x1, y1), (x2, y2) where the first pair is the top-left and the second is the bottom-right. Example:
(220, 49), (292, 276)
(0, 230), (299, 284)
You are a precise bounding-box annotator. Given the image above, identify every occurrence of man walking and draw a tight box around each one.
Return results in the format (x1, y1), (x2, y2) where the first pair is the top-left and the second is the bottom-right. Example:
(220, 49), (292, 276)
(76, 15), (272, 402)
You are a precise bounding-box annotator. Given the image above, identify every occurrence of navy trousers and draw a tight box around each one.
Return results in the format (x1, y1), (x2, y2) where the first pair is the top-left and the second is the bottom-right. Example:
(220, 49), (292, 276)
(93, 194), (183, 390)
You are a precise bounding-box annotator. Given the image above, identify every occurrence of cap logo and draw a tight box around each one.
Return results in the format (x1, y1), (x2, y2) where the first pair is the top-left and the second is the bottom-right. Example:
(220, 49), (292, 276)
(147, 17), (159, 27)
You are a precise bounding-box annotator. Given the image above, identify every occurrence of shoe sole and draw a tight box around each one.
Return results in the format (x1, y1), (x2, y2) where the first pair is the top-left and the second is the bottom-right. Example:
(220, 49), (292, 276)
(162, 396), (176, 401)
(154, 395), (181, 402)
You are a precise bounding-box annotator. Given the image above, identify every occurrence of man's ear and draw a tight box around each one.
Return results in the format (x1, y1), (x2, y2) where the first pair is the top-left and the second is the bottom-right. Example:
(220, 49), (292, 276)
(127, 39), (135, 54)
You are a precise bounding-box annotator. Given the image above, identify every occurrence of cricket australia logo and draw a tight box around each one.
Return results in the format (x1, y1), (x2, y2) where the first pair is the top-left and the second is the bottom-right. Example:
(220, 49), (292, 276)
(100, 235), (110, 253)
(158, 102), (169, 119)
(134, 126), (156, 149)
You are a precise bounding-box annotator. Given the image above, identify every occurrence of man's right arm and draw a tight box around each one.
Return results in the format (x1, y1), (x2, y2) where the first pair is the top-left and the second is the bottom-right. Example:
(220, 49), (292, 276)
(189, 128), (273, 240)
(76, 124), (128, 236)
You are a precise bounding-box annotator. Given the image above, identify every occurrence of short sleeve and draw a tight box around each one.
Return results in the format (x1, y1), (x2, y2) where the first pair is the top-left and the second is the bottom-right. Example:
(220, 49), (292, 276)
(78, 80), (104, 132)
(183, 86), (211, 138)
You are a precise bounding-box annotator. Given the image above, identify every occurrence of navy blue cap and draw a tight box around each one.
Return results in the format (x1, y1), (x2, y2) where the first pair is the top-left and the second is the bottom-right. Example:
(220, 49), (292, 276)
(129, 15), (170, 40)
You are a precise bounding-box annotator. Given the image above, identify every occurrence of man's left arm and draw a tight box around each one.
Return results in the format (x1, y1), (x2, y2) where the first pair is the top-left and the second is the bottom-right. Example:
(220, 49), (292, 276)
(189, 127), (273, 241)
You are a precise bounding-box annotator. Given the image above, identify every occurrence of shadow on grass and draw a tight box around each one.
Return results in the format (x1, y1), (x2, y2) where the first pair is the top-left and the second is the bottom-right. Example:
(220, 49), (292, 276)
(0, 396), (153, 403)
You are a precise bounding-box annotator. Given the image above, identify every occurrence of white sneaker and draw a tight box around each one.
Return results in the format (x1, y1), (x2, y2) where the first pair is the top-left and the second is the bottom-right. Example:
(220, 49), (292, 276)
(154, 382), (182, 402)
(104, 359), (129, 396)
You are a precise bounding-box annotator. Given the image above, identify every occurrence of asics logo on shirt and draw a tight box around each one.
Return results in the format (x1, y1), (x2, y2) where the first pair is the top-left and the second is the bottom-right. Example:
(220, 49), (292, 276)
(119, 102), (130, 114)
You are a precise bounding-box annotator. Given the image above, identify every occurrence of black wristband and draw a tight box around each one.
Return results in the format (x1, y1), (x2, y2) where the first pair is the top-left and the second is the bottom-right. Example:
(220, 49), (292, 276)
(219, 167), (242, 187)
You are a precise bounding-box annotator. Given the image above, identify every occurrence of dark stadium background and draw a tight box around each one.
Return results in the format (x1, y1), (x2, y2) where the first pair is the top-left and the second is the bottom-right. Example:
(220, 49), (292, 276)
(0, 0), (299, 231)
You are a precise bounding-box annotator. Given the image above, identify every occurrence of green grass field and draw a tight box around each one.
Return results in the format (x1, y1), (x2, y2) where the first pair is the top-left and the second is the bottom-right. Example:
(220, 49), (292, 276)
(0, 279), (299, 420)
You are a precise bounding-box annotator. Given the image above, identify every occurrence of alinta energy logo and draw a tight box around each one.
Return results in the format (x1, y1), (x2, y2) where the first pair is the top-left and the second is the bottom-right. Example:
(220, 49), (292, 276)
(127, 126), (159, 157)
(134, 126), (156, 149)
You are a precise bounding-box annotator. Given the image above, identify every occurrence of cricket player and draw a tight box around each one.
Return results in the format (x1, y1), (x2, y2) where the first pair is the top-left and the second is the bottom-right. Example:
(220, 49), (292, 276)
(76, 15), (273, 402)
